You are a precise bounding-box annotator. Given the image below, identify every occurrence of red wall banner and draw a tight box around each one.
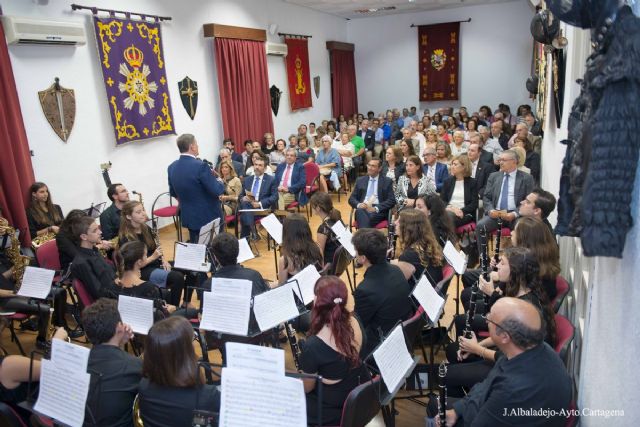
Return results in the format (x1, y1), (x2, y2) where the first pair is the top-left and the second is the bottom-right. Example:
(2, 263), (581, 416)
(418, 22), (460, 101)
(284, 38), (312, 111)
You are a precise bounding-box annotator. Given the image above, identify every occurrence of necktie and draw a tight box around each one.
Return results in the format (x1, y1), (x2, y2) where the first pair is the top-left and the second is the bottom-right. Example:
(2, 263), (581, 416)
(499, 173), (509, 210)
(282, 165), (291, 187)
(365, 178), (376, 201)
(252, 177), (260, 198)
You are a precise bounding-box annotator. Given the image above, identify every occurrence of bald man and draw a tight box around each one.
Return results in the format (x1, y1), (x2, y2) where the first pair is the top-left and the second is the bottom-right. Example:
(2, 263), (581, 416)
(443, 298), (571, 426)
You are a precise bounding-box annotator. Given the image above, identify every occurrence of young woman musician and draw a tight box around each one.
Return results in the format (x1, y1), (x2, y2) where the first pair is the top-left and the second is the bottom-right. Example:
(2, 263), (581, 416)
(117, 201), (184, 306)
(391, 209), (444, 285)
(309, 193), (341, 268)
(26, 182), (64, 239)
(277, 213), (323, 284)
(138, 317), (220, 426)
(299, 276), (366, 426)
(416, 194), (457, 248)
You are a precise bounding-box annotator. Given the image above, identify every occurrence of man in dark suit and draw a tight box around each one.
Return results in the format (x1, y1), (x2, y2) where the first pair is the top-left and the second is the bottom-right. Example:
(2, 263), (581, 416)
(274, 148), (307, 210)
(217, 148), (244, 178)
(358, 119), (376, 163)
(476, 149), (534, 237)
(223, 138), (244, 163)
(467, 142), (492, 197)
(422, 147), (450, 192)
(348, 158), (396, 229)
(352, 228), (412, 356)
(168, 134), (225, 243)
(238, 155), (278, 238)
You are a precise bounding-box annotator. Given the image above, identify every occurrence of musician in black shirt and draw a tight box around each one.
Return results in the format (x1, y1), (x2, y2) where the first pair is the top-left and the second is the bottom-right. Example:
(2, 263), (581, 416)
(99, 183), (130, 240)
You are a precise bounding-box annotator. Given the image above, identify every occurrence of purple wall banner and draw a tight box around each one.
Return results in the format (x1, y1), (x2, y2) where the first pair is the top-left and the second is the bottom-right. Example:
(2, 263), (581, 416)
(93, 16), (175, 145)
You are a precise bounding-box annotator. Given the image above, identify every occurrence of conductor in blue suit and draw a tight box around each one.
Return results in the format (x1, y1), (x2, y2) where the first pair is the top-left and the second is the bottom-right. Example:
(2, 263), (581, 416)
(168, 134), (225, 243)
(273, 148), (307, 210)
(238, 154), (278, 238)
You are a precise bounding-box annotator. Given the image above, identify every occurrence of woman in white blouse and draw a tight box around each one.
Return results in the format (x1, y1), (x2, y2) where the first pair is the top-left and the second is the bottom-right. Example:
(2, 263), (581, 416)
(439, 154), (478, 227)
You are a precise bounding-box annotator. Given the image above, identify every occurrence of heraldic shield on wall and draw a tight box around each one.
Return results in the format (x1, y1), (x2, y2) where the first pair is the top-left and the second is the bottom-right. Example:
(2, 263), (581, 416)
(38, 77), (75, 142)
(178, 76), (198, 120)
(92, 16), (176, 145)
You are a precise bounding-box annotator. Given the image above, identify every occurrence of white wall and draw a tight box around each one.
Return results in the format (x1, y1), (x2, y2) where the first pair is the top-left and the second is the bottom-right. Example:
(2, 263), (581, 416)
(2, 0), (346, 216)
(347, 0), (533, 114)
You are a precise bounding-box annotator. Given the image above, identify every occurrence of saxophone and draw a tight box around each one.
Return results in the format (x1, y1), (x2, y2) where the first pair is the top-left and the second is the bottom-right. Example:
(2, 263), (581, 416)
(0, 218), (31, 291)
(31, 232), (56, 252)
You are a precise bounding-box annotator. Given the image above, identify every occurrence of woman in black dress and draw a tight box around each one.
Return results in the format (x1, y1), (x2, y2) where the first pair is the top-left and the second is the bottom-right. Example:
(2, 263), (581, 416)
(416, 193), (457, 248)
(277, 213), (323, 284)
(300, 276), (366, 425)
(26, 182), (63, 239)
(309, 193), (341, 268)
(139, 317), (220, 427)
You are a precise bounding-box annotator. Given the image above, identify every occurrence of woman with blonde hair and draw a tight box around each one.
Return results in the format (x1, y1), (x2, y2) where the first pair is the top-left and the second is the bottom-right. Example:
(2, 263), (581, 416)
(218, 160), (242, 217)
(440, 154), (478, 227)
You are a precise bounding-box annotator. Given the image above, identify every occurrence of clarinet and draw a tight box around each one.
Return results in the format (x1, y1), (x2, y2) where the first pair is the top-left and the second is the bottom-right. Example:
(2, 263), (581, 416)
(437, 361), (448, 427)
(387, 216), (398, 261)
(462, 227), (489, 338)
(493, 217), (503, 269)
(285, 322), (302, 370)
(150, 227), (165, 265)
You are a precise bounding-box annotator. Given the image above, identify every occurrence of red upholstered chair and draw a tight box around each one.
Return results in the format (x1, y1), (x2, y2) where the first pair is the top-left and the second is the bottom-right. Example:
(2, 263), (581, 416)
(303, 162), (320, 217)
(71, 279), (96, 311)
(150, 192), (182, 242)
(348, 208), (390, 236)
(554, 314), (575, 367)
(0, 312), (29, 355)
(455, 221), (476, 235)
(0, 402), (29, 427)
(34, 239), (66, 284)
(489, 226), (511, 252)
(435, 264), (455, 295)
(551, 276), (571, 313)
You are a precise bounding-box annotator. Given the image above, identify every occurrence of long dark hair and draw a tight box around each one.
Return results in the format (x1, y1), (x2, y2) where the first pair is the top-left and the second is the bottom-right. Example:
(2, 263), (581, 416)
(118, 201), (155, 250)
(502, 247), (556, 346)
(309, 192), (341, 224)
(27, 182), (63, 225)
(281, 213), (322, 271)
(513, 217), (560, 280)
(398, 209), (443, 267)
(309, 276), (360, 367)
(143, 317), (201, 387)
(421, 194), (457, 246)
(115, 241), (146, 278)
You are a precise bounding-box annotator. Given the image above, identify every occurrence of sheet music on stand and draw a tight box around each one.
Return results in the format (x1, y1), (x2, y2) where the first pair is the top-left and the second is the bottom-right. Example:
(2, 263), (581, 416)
(237, 238), (256, 263)
(219, 367), (306, 427)
(259, 213), (283, 245)
(443, 240), (468, 275)
(372, 323), (417, 395)
(174, 242), (210, 272)
(330, 221), (356, 257)
(198, 218), (221, 245)
(226, 342), (285, 376)
(253, 283), (301, 331)
(284, 264), (321, 305)
(117, 295), (154, 335)
(35, 340), (91, 427)
(411, 275), (445, 324)
(199, 278), (252, 336)
(17, 266), (54, 300)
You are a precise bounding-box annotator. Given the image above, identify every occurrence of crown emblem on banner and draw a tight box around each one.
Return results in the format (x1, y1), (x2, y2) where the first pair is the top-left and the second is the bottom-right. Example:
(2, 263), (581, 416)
(124, 45), (144, 68)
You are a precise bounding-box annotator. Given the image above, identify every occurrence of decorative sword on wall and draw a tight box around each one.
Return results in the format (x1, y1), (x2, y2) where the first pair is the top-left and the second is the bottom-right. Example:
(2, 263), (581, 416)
(38, 77), (76, 142)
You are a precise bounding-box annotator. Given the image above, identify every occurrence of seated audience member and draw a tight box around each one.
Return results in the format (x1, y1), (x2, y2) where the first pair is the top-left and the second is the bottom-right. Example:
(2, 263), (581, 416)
(218, 160), (242, 217)
(82, 298), (142, 427)
(348, 158), (396, 229)
(507, 122), (541, 153)
(513, 135), (541, 185)
(262, 132), (276, 155)
(288, 133), (299, 151)
(277, 214), (323, 284)
(138, 317), (220, 427)
(297, 136), (314, 163)
(347, 124), (366, 171)
(476, 149), (534, 237)
(370, 117), (384, 158)
(518, 188), (557, 234)
(440, 154), (478, 227)
(410, 120), (427, 155)
(395, 155), (436, 209)
(450, 130), (469, 156)
(71, 216), (119, 300)
(425, 129), (439, 151)
(274, 148), (307, 211)
(512, 145), (531, 175)
(241, 139), (254, 165)
(488, 119), (509, 151)
(310, 193), (342, 268)
(352, 228), (411, 356)
(118, 201), (185, 306)
(26, 181), (64, 240)
(416, 194), (458, 247)
(100, 183), (130, 240)
(443, 298), (570, 427)
(238, 155), (278, 238)
(464, 118), (479, 141)
(333, 132), (355, 175)
(469, 133), (495, 166)
(245, 150), (274, 176)
(217, 148), (244, 178)
(316, 135), (342, 193)
(381, 146), (406, 186)
(300, 276), (367, 426)
(391, 209), (444, 285)
(466, 141), (492, 198)
(524, 112), (543, 139)
(398, 135), (416, 162)
(358, 119), (376, 164)
(422, 147), (450, 193)
(269, 138), (287, 169)
(436, 123), (451, 144)
(435, 141), (452, 169)
(219, 138), (243, 163)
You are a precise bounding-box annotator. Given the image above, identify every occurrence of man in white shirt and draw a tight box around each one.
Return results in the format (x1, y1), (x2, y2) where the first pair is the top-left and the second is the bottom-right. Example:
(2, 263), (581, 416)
(410, 120), (427, 156)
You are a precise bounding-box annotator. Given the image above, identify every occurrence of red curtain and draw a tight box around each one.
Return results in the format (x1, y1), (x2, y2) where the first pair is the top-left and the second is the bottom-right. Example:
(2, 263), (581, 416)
(0, 20), (35, 246)
(329, 49), (358, 119)
(214, 37), (274, 153)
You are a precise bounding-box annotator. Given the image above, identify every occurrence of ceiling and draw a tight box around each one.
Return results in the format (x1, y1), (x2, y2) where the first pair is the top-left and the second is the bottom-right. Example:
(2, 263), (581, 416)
(283, 0), (520, 20)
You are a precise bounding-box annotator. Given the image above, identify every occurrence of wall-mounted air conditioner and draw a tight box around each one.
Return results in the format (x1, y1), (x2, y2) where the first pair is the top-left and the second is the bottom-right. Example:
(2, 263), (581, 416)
(266, 42), (288, 57)
(2, 15), (86, 46)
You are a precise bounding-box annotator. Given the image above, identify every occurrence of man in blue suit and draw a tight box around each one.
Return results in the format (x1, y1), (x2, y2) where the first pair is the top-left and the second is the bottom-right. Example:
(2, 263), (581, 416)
(348, 158), (396, 229)
(238, 155), (278, 238)
(273, 148), (307, 210)
(422, 147), (449, 193)
(168, 134), (225, 243)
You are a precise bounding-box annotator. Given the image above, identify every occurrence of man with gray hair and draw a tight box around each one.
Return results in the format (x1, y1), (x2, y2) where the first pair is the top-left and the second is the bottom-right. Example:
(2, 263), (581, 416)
(443, 297), (572, 426)
(478, 125), (503, 165)
(217, 148), (244, 178)
(422, 146), (449, 192)
(476, 149), (534, 236)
